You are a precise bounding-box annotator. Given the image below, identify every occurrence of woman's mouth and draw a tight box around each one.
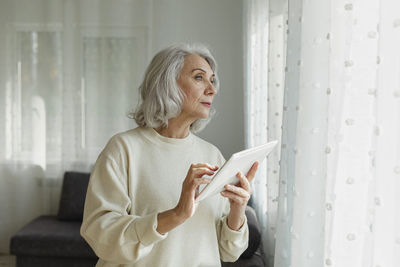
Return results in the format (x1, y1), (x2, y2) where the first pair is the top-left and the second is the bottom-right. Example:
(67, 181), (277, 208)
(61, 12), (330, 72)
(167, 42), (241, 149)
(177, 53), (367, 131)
(201, 102), (211, 107)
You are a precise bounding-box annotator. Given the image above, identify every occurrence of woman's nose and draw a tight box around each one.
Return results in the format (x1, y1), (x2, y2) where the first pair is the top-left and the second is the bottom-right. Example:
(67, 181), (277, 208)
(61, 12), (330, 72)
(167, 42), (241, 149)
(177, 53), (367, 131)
(206, 82), (217, 95)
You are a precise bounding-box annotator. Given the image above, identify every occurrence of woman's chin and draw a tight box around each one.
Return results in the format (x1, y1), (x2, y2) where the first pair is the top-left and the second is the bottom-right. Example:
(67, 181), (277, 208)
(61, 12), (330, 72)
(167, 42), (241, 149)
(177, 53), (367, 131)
(199, 113), (210, 119)
(188, 110), (210, 121)
(194, 111), (210, 119)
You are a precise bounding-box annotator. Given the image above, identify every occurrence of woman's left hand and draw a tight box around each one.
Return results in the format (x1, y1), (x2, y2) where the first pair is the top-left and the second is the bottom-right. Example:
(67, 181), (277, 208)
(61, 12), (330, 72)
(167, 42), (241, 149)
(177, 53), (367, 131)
(220, 161), (259, 214)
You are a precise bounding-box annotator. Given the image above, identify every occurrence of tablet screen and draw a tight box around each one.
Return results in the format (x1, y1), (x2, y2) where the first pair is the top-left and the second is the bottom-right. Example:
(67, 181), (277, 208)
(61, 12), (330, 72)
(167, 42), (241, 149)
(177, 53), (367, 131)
(196, 140), (278, 202)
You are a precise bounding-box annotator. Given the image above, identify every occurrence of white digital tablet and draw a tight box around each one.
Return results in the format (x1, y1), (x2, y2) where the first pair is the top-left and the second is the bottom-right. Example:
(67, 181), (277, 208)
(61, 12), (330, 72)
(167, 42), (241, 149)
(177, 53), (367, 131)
(195, 140), (279, 202)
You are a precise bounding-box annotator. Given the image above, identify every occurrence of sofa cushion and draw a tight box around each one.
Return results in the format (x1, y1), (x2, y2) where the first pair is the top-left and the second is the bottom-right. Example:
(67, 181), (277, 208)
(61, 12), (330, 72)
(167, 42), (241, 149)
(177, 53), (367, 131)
(15, 255), (98, 267)
(10, 218), (97, 258)
(57, 172), (90, 221)
(241, 206), (262, 259)
(10, 215), (97, 259)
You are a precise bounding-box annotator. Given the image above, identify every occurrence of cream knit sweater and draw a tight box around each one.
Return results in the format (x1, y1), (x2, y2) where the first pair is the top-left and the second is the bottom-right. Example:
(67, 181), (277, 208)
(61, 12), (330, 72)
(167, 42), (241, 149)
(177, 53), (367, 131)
(81, 126), (249, 267)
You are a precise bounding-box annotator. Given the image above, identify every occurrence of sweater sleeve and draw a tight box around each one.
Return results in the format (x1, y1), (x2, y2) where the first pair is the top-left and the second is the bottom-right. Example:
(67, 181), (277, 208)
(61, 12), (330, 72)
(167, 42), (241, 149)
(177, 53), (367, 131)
(216, 197), (249, 262)
(215, 150), (249, 262)
(80, 147), (168, 264)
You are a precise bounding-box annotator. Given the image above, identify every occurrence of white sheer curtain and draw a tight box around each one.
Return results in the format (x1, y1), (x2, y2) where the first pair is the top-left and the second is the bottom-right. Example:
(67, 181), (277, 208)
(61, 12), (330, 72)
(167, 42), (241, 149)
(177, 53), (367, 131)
(244, 0), (287, 266)
(0, 0), (150, 253)
(245, 0), (400, 266)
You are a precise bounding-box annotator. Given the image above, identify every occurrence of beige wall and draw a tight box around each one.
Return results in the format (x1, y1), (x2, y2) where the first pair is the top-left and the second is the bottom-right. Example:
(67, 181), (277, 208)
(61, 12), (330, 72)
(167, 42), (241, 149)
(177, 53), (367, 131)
(151, 0), (245, 159)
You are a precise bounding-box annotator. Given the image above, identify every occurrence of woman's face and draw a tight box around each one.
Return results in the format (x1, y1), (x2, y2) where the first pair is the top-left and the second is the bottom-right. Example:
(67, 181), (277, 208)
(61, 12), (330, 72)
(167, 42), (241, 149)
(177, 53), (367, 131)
(177, 54), (217, 121)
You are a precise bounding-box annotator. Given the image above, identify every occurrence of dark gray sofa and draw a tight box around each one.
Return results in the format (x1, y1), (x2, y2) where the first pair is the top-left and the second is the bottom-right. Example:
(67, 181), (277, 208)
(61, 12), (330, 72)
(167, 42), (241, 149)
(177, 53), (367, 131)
(10, 171), (265, 267)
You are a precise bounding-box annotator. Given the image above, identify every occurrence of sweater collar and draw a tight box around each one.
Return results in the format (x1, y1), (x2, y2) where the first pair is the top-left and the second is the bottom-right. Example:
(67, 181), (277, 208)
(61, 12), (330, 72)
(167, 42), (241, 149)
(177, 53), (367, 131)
(140, 126), (194, 147)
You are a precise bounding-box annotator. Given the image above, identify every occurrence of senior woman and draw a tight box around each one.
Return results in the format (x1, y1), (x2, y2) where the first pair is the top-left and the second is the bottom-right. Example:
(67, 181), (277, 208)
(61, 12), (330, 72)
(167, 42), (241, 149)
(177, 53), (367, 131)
(80, 43), (259, 267)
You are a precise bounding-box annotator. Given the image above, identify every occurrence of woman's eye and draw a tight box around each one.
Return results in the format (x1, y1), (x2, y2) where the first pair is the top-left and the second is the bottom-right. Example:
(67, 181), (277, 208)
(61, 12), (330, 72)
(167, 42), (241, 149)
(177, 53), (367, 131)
(194, 75), (215, 85)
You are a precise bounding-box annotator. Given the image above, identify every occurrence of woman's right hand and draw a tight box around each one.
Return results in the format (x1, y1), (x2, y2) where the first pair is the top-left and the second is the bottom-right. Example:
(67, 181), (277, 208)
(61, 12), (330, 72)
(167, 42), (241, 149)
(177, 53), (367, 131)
(174, 163), (219, 220)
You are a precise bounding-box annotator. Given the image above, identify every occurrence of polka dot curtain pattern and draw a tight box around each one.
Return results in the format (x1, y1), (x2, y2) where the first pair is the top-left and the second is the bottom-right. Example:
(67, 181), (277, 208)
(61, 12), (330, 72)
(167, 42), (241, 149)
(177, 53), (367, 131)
(244, 0), (400, 266)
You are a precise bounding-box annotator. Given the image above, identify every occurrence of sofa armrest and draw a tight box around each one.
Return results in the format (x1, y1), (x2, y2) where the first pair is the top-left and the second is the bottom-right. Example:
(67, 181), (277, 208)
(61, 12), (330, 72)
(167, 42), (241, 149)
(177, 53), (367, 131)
(241, 205), (261, 259)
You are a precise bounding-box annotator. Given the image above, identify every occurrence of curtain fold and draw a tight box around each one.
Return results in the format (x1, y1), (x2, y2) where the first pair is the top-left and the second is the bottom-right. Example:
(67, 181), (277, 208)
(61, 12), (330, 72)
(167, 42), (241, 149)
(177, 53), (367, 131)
(275, 0), (330, 265)
(243, 0), (273, 265)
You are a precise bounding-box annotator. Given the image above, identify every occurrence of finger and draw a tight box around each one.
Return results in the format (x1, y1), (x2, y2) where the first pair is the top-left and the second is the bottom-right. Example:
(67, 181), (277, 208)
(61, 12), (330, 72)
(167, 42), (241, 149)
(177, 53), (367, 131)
(235, 171), (251, 191)
(192, 178), (211, 190)
(192, 167), (215, 178)
(191, 163), (219, 171)
(194, 177), (212, 185)
(224, 183), (251, 197)
(220, 190), (249, 205)
(245, 161), (259, 182)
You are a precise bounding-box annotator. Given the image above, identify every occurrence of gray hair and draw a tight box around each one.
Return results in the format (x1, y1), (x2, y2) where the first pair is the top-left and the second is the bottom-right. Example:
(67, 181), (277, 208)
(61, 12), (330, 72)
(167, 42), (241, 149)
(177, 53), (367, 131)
(129, 43), (220, 133)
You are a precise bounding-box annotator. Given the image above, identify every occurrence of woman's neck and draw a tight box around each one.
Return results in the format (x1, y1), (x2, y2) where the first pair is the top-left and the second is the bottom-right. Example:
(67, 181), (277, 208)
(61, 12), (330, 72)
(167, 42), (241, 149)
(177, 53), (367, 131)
(154, 117), (193, 139)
